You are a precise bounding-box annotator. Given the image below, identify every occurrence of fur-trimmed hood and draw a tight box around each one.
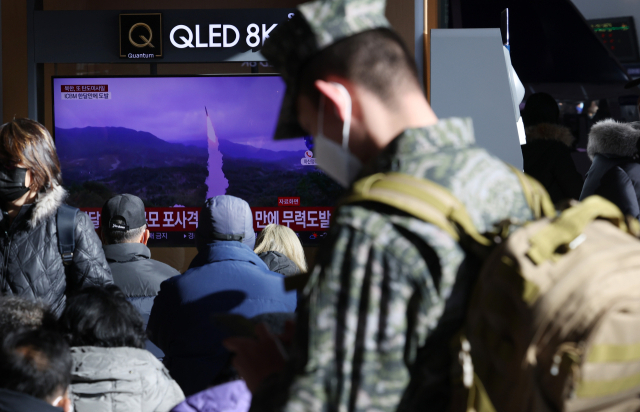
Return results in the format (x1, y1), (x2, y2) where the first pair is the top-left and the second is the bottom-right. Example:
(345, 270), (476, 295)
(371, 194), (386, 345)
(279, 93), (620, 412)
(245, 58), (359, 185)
(29, 184), (67, 228)
(587, 119), (640, 160)
(525, 123), (575, 147)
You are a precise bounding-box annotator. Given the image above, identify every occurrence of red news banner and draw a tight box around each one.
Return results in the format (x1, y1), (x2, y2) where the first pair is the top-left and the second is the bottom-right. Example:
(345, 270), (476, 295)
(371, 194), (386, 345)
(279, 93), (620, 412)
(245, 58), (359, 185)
(80, 206), (335, 233)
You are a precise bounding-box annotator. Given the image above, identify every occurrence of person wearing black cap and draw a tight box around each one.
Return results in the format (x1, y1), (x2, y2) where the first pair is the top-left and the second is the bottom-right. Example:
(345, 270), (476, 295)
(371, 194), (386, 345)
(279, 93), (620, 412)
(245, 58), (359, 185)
(147, 195), (296, 397)
(101, 194), (179, 358)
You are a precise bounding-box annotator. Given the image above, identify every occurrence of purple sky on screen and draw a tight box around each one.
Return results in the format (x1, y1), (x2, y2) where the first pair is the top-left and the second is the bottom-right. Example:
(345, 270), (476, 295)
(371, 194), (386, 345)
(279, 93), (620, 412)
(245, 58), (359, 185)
(53, 76), (307, 152)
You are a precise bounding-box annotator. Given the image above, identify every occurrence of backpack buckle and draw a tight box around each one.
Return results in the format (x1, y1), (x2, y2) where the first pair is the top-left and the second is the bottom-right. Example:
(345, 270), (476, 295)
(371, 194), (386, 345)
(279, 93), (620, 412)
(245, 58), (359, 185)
(62, 252), (73, 265)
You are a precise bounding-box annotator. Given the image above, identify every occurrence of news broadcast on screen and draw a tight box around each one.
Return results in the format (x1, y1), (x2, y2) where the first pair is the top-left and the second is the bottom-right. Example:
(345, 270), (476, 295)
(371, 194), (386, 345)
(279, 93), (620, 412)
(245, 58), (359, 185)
(52, 75), (342, 246)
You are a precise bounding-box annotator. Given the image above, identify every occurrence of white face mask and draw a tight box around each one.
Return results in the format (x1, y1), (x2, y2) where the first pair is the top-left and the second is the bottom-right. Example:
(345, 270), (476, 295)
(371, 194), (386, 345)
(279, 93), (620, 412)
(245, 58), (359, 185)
(313, 82), (363, 188)
(52, 395), (73, 412)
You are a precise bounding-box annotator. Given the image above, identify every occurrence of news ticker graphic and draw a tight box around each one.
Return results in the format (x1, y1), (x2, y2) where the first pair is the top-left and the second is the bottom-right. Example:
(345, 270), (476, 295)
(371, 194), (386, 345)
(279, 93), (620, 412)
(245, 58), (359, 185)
(61, 85), (111, 100)
(81, 206), (334, 233)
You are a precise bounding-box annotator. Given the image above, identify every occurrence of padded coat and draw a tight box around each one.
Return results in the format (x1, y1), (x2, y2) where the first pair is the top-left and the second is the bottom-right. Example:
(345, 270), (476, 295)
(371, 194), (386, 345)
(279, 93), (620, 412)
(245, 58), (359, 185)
(70, 346), (185, 412)
(258, 251), (299, 276)
(581, 120), (640, 218)
(147, 241), (297, 396)
(0, 186), (112, 317)
(104, 242), (179, 358)
(171, 380), (251, 412)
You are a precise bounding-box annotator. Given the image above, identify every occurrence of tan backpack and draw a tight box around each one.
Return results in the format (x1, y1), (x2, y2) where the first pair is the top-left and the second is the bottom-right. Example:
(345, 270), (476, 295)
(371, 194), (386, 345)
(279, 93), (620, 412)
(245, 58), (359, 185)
(344, 170), (640, 412)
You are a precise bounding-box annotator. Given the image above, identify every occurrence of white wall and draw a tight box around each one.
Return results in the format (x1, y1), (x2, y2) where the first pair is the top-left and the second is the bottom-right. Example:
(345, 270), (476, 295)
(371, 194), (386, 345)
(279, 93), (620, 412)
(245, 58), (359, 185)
(571, 0), (640, 48)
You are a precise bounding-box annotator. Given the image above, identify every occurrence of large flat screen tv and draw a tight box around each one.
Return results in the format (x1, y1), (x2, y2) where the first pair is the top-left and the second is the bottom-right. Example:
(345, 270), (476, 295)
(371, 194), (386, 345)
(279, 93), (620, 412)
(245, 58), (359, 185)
(52, 75), (342, 247)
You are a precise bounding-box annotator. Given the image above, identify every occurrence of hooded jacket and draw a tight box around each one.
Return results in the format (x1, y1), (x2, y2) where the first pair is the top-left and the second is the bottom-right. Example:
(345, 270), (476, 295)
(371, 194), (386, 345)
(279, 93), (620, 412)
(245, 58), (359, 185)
(0, 186), (113, 317)
(147, 195), (296, 396)
(0, 388), (62, 412)
(580, 120), (640, 218)
(521, 123), (583, 203)
(70, 346), (185, 412)
(147, 242), (297, 396)
(258, 251), (299, 276)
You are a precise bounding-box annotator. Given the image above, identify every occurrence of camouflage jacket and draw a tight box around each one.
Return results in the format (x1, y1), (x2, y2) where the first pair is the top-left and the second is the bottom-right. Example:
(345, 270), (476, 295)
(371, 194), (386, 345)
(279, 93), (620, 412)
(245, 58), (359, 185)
(251, 117), (533, 412)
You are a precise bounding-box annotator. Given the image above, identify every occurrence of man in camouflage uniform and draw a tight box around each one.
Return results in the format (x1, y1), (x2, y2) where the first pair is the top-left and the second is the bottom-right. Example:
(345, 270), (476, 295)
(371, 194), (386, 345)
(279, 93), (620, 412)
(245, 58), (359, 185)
(224, 1), (533, 411)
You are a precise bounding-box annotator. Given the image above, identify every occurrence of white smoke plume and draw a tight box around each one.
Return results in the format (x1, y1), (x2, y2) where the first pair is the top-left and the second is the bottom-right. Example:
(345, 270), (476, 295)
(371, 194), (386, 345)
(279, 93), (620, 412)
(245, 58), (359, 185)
(205, 107), (229, 198)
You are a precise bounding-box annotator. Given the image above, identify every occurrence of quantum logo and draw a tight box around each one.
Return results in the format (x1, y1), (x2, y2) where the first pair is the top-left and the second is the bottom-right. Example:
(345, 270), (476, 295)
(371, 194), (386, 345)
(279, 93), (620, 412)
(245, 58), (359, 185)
(129, 22), (154, 48)
(120, 13), (163, 59)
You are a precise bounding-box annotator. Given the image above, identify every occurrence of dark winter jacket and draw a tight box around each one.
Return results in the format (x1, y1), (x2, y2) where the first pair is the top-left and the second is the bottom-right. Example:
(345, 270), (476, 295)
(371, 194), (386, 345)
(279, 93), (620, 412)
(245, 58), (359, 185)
(0, 186), (113, 317)
(522, 123), (583, 203)
(0, 389), (62, 412)
(258, 251), (299, 276)
(581, 120), (640, 218)
(104, 242), (179, 358)
(147, 241), (297, 396)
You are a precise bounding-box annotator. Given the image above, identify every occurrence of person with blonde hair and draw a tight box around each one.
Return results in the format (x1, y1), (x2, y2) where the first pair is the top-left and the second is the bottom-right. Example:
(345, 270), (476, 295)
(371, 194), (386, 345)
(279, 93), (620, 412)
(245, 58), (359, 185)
(254, 224), (307, 276)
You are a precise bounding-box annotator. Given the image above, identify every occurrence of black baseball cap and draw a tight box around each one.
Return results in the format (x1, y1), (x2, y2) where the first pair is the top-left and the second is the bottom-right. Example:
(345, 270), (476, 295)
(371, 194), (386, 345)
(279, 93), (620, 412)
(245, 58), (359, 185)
(101, 194), (147, 231)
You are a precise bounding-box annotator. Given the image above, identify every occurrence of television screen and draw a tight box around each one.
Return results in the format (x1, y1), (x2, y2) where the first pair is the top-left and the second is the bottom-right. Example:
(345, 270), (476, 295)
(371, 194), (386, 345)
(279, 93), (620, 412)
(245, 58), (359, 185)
(52, 75), (342, 247)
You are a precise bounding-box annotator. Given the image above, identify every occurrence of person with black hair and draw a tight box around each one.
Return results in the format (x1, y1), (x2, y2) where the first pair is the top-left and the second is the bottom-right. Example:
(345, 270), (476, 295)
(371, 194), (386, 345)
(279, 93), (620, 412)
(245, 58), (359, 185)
(521, 92), (584, 203)
(59, 285), (184, 412)
(223, 1), (536, 412)
(0, 296), (56, 338)
(0, 328), (73, 412)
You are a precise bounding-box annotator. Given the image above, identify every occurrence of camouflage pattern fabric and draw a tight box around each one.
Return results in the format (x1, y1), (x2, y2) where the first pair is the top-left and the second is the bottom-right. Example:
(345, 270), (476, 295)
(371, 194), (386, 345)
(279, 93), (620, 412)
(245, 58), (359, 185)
(250, 117), (533, 412)
(298, 0), (390, 49)
(261, 0), (390, 140)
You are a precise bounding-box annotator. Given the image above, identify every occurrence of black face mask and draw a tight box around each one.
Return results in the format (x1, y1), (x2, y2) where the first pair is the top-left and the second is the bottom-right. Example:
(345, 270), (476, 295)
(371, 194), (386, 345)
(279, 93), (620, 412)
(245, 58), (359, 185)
(0, 167), (30, 202)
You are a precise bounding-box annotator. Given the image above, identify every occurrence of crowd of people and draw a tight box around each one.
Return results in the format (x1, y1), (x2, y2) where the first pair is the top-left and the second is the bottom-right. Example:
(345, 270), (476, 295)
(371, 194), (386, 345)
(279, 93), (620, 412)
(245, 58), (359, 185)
(2, 0), (640, 411)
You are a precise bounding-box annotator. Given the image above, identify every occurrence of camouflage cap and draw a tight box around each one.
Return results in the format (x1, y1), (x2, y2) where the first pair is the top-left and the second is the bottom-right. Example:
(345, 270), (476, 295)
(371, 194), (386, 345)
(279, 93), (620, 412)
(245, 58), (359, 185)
(262, 0), (390, 140)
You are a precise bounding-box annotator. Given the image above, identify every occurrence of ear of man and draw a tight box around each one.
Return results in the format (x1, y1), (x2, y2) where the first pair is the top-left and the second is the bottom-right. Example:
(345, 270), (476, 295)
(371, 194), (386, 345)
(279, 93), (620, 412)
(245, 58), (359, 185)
(141, 228), (150, 246)
(314, 80), (351, 123)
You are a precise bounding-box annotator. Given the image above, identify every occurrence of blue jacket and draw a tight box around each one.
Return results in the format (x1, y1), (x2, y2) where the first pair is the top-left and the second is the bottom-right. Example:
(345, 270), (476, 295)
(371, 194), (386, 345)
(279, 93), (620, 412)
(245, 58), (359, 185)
(147, 241), (296, 396)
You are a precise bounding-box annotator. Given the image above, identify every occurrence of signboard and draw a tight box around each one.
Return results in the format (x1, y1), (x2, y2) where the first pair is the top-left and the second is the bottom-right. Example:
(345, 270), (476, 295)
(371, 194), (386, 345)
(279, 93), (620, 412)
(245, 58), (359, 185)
(34, 9), (295, 63)
(120, 13), (163, 59)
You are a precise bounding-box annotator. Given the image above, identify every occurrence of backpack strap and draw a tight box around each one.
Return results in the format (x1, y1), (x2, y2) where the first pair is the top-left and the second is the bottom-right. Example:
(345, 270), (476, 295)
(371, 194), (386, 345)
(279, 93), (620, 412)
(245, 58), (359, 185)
(56, 205), (79, 266)
(342, 167), (556, 253)
(342, 172), (492, 249)
(527, 195), (633, 265)
(506, 165), (556, 220)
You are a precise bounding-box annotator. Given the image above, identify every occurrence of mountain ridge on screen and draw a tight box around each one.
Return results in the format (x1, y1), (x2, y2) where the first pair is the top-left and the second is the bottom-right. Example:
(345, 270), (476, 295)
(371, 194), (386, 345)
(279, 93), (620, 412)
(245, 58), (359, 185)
(53, 126), (341, 209)
(54, 127), (302, 162)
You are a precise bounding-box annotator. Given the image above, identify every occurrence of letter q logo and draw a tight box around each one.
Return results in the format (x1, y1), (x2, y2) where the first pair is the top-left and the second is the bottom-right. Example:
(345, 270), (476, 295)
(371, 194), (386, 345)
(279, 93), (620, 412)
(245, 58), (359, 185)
(170, 25), (195, 48)
(129, 22), (155, 48)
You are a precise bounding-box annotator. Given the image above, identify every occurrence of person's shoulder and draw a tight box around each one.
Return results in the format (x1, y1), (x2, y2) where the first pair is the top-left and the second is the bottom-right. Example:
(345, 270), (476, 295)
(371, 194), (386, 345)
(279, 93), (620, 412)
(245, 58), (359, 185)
(147, 258), (181, 277)
(330, 202), (461, 264)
